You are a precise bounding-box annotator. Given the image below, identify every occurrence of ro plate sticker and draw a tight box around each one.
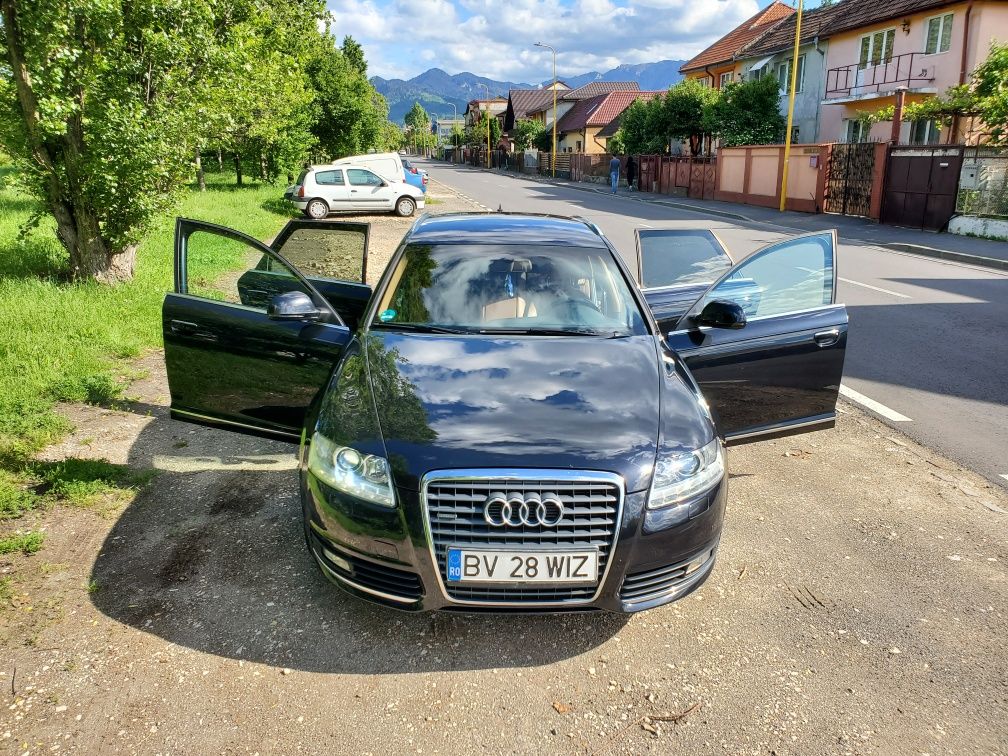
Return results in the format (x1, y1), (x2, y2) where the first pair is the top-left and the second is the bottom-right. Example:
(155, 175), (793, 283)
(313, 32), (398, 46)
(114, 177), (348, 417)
(447, 549), (462, 581)
(379, 309), (396, 322)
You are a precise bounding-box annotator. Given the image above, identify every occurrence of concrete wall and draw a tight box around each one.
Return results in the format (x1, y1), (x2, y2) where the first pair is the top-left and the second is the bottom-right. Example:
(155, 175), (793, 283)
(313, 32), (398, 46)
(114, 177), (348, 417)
(738, 41), (830, 143)
(715, 144), (824, 212)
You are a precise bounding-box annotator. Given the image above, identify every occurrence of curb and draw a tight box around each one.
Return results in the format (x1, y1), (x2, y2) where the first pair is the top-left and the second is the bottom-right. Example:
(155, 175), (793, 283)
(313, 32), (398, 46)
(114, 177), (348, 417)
(874, 241), (1008, 272)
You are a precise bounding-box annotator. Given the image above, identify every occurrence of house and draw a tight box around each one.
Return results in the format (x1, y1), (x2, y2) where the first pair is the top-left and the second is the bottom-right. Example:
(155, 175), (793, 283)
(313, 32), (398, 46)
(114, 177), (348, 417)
(503, 81), (640, 137)
(464, 98), (508, 129)
(735, 1), (850, 143)
(817, 0), (1008, 144)
(502, 81), (571, 131)
(555, 91), (662, 153)
(434, 116), (464, 146)
(679, 1), (795, 89)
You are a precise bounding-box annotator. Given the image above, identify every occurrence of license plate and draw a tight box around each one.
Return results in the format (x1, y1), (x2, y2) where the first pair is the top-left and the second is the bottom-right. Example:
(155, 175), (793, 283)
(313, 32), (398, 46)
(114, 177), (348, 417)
(446, 548), (598, 584)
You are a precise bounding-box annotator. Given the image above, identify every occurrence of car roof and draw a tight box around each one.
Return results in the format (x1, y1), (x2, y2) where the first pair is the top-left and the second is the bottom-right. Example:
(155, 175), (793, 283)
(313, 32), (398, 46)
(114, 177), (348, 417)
(406, 213), (608, 248)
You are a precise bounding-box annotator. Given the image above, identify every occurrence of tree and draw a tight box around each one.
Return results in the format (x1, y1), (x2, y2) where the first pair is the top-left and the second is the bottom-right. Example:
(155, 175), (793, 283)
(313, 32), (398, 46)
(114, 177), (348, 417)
(661, 80), (719, 155)
(450, 124), (464, 149)
(703, 75), (784, 147)
(512, 118), (543, 151)
(971, 42), (1008, 145)
(404, 101), (432, 154)
(0, 0), (233, 281)
(533, 126), (554, 152)
(618, 99), (666, 154)
(340, 35), (367, 77)
(606, 129), (626, 156)
(308, 35), (389, 160)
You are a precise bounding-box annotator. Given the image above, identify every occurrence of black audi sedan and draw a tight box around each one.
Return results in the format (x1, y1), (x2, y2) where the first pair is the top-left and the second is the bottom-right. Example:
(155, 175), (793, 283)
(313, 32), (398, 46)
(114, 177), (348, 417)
(162, 213), (846, 612)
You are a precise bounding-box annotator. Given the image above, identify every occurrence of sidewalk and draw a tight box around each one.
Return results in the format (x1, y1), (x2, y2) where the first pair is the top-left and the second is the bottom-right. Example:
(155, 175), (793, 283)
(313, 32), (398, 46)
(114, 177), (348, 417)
(458, 163), (1008, 271)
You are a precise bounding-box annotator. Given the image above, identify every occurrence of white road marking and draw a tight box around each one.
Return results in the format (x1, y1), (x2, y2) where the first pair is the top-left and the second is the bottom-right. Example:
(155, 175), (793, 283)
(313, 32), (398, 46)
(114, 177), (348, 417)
(152, 454), (298, 472)
(839, 384), (912, 422)
(838, 277), (911, 299)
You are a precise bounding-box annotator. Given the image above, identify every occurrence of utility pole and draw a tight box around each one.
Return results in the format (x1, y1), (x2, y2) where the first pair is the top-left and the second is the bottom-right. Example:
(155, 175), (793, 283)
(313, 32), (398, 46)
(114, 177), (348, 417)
(535, 42), (558, 177)
(779, 0), (803, 212)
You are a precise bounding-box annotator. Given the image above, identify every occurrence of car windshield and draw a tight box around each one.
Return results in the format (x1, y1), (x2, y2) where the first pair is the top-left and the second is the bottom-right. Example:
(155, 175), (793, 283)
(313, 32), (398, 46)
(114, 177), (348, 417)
(373, 243), (648, 336)
(638, 229), (732, 288)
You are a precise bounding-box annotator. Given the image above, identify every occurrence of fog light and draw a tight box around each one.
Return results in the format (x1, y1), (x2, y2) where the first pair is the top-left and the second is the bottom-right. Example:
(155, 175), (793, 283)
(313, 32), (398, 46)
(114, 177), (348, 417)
(322, 547), (352, 573)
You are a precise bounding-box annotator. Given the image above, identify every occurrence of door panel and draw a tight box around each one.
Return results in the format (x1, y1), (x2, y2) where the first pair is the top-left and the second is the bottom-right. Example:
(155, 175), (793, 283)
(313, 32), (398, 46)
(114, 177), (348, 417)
(347, 168), (393, 210)
(667, 231), (847, 444)
(165, 218), (353, 441)
(312, 169), (352, 210)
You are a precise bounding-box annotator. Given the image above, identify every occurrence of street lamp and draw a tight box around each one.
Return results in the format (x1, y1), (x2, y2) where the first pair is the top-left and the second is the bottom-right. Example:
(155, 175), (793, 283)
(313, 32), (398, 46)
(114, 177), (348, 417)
(479, 82), (491, 168)
(535, 42), (557, 177)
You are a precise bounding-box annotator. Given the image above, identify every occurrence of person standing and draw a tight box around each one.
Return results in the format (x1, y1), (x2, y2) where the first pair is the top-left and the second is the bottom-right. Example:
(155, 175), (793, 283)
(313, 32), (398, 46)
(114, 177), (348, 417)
(626, 155), (637, 192)
(609, 154), (621, 194)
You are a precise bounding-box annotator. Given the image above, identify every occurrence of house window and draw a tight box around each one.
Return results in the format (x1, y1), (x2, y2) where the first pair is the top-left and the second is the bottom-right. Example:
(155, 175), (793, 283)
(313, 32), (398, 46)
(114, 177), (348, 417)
(776, 55), (806, 94)
(697, 76), (712, 88)
(845, 119), (868, 143)
(925, 13), (954, 54)
(576, 140), (582, 152)
(858, 28), (896, 68)
(911, 119), (942, 144)
(791, 125), (801, 142)
(719, 71), (733, 88)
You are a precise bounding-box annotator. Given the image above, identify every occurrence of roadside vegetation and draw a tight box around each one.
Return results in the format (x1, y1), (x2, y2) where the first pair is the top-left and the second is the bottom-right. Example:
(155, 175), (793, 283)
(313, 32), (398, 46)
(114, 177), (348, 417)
(0, 162), (298, 547)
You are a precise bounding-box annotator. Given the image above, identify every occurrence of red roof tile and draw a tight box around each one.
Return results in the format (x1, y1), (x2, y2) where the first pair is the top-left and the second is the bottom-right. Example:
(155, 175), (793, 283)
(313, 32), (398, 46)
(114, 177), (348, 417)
(557, 91), (661, 133)
(680, 1), (795, 72)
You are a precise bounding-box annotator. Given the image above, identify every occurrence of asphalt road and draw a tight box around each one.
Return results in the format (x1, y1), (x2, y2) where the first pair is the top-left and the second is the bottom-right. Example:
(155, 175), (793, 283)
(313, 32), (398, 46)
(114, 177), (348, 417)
(420, 159), (1008, 491)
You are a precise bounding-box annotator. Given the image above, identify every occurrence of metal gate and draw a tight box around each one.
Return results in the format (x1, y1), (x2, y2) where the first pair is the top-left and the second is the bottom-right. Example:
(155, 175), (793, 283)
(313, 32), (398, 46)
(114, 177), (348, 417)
(881, 146), (964, 230)
(824, 142), (876, 217)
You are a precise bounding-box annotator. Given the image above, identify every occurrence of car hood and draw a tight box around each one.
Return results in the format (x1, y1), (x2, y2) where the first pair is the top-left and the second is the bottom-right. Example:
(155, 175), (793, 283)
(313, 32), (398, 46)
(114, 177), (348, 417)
(363, 332), (705, 492)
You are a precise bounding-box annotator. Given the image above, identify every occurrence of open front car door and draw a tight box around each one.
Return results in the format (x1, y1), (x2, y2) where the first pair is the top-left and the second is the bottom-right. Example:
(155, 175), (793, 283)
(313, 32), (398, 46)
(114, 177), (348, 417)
(663, 230), (847, 445)
(162, 218), (370, 441)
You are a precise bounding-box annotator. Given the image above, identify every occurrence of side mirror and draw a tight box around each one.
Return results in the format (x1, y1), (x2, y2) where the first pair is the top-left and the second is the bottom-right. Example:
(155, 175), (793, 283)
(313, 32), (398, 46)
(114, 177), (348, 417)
(268, 290), (320, 322)
(695, 299), (747, 330)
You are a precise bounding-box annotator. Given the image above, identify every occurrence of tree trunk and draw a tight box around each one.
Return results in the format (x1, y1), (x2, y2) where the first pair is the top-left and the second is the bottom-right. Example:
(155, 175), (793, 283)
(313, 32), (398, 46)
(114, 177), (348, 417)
(195, 149), (205, 192)
(258, 152), (267, 182)
(216, 147), (223, 170)
(234, 153), (243, 186)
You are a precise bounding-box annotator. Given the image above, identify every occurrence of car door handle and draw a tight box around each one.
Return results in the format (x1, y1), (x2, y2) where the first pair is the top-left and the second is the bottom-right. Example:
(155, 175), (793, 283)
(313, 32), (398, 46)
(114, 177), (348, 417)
(350, 190), (358, 193)
(813, 328), (840, 347)
(170, 319), (200, 335)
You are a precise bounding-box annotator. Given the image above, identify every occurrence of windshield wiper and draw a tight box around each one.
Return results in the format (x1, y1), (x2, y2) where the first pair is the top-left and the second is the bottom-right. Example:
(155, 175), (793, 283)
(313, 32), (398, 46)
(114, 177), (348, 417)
(372, 322), (471, 334)
(477, 327), (628, 338)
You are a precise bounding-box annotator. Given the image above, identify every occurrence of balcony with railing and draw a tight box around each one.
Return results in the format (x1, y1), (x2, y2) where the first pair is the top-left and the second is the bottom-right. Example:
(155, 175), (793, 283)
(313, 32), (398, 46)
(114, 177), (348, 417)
(825, 52), (936, 101)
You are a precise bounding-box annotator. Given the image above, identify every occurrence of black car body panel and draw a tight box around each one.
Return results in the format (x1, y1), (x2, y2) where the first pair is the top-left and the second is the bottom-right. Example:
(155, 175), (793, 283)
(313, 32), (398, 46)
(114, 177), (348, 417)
(162, 213), (848, 614)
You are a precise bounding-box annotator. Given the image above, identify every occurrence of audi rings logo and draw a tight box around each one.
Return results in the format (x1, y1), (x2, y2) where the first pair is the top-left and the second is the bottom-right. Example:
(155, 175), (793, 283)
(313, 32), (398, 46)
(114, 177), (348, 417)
(483, 491), (565, 527)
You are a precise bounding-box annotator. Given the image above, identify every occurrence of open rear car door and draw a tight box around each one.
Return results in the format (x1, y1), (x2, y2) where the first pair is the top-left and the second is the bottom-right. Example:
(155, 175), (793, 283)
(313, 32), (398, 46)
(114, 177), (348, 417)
(162, 218), (371, 441)
(643, 230), (847, 445)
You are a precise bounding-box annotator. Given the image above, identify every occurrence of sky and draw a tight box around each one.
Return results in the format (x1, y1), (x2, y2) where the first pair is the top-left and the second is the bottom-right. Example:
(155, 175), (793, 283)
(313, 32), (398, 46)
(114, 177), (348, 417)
(325, 0), (794, 82)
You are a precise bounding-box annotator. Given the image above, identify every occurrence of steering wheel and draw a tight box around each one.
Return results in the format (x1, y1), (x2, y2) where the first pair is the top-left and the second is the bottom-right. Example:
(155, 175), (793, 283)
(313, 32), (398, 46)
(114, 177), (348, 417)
(548, 295), (604, 318)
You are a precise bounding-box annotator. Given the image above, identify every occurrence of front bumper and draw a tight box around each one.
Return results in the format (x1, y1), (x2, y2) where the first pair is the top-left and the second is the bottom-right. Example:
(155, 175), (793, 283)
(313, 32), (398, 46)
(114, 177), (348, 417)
(301, 472), (725, 614)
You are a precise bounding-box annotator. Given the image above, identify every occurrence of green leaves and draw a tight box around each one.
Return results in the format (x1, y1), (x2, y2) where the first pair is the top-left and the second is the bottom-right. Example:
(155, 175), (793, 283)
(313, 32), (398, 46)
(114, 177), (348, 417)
(702, 75), (784, 149)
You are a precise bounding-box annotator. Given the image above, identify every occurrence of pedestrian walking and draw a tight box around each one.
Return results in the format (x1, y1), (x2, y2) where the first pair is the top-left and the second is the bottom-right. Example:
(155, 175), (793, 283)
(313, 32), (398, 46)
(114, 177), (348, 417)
(626, 155), (637, 192)
(609, 155), (621, 194)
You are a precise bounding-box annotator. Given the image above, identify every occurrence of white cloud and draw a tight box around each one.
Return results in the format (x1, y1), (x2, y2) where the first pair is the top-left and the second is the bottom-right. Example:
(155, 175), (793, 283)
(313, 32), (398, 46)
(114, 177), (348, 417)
(327, 0), (763, 81)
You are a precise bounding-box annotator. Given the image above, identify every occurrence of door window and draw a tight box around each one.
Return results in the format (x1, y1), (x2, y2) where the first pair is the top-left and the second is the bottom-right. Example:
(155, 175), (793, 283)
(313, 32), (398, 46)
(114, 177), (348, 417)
(637, 229), (733, 288)
(315, 170), (345, 186)
(776, 55), (805, 94)
(185, 229), (309, 310)
(858, 28), (895, 68)
(911, 119), (942, 145)
(696, 233), (834, 320)
(273, 226), (368, 282)
(925, 13), (953, 54)
(347, 168), (385, 187)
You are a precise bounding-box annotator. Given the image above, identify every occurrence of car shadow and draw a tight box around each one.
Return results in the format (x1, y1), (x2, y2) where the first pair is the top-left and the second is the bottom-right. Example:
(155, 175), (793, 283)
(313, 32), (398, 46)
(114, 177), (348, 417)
(90, 401), (628, 674)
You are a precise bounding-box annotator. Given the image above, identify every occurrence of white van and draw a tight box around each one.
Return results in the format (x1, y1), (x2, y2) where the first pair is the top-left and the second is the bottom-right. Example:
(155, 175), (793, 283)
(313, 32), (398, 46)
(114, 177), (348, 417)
(332, 152), (405, 184)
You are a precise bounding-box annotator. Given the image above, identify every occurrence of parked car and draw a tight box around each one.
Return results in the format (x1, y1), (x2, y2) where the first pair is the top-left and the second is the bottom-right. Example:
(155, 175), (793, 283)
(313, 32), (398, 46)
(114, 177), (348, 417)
(162, 213), (847, 613)
(400, 157), (428, 194)
(287, 165), (424, 218)
(332, 152), (405, 183)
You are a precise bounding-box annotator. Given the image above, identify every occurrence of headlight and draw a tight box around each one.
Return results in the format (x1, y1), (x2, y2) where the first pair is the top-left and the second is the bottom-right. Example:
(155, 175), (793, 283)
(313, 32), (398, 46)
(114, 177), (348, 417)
(307, 432), (395, 508)
(647, 437), (724, 510)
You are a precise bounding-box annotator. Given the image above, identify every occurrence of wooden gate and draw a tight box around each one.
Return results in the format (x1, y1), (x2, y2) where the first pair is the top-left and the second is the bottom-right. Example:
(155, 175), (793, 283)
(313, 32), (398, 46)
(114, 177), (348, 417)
(881, 146), (964, 230)
(824, 142), (876, 217)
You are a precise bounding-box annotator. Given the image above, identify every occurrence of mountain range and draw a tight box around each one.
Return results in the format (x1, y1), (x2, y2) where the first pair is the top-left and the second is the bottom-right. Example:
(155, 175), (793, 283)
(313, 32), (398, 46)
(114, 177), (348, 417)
(372, 60), (686, 123)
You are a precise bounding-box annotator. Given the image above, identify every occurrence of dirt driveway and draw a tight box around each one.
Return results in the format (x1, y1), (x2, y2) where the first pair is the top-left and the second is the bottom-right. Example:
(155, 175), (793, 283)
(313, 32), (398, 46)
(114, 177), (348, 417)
(2, 183), (1006, 755)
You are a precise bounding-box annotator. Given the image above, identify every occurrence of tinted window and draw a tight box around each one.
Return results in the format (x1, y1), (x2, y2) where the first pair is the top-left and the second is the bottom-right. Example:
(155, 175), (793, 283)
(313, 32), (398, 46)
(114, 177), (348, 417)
(315, 170), (344, 186)
(347, 169), (383, 187)
(700, 233), (833, 319)
(374, 244), (648, 336)
(638, 229), (732, 288)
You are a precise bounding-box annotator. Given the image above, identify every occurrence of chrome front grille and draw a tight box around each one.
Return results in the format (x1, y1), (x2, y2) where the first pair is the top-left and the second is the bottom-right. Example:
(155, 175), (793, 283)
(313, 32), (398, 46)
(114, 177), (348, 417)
(422, 470), (623, 605)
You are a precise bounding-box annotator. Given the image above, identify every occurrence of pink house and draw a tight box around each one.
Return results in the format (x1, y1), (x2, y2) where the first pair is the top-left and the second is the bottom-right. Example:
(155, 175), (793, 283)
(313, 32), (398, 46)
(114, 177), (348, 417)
(818, 0), (1008, 144)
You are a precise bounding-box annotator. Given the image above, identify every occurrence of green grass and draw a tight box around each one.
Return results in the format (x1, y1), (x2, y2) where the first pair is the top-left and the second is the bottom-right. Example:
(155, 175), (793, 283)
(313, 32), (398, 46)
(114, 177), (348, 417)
(0, 531), (44, 555)
(0, 167), (297, 462)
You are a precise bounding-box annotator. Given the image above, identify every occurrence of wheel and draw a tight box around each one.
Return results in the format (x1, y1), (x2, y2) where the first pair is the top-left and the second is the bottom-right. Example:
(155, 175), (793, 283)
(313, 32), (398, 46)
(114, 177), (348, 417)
(306, 198), (329, 219)
(395, 196), (416, 217)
